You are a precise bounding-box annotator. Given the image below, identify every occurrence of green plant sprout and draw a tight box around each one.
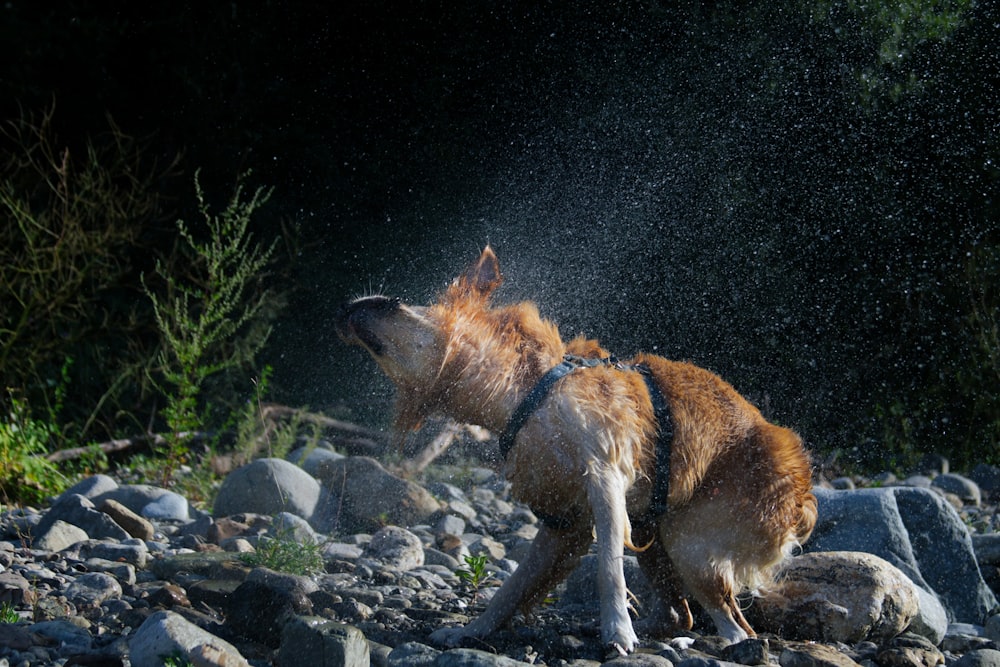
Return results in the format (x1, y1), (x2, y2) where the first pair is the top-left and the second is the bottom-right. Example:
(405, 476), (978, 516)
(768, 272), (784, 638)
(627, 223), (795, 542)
(0, 601), (19, 623)
(456, 553), (494, 597)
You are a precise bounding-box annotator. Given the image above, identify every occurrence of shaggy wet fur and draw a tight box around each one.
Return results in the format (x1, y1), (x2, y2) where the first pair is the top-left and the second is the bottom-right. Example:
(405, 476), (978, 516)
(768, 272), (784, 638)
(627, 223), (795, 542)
(336, 247), (816, 653)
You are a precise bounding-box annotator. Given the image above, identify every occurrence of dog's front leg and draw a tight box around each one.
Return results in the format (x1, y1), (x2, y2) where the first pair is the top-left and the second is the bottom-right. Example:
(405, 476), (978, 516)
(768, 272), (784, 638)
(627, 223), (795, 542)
(429, 522), (591, 648)
(588, 463), (639, 654)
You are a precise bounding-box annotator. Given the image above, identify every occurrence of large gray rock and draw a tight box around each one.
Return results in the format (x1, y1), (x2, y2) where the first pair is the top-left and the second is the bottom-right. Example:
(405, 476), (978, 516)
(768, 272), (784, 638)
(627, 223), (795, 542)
(129, 609), (250, 667)
(60, 474), (119, 500)
(227, 567), (318, 647)
(277, 616), (370, 667)
(287, 443), (345, 478)
(214, 458), (322, 524)
(313, 456), (441, 533)
(932, 473), (982, 506)
(805, 487), (997, 624)
(753, 551), (920, 643)
(33, 519), (89, 552)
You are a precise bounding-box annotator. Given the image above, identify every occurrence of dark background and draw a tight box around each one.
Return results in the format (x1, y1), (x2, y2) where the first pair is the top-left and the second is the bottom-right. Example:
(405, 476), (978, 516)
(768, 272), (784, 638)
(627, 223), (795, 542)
(2, 1), (997, 469)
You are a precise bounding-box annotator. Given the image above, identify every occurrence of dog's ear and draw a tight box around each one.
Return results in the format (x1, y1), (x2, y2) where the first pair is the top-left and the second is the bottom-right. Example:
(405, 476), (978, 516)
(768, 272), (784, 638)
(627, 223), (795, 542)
(451, 245), (503, 299)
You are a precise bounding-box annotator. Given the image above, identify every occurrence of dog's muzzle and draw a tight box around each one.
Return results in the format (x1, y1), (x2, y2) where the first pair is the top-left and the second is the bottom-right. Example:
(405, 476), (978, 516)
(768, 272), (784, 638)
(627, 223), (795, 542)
(335, 296), (401, 355)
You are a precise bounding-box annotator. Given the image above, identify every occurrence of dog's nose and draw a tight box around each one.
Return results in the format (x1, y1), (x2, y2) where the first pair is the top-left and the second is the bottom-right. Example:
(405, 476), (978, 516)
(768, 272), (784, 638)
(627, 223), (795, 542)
(335, 296), (401, 352)
(336, 295), (401, 326)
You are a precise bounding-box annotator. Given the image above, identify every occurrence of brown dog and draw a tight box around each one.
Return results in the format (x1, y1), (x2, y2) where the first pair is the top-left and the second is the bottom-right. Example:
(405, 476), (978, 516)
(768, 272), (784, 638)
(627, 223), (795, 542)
(336, 246), (816, 653)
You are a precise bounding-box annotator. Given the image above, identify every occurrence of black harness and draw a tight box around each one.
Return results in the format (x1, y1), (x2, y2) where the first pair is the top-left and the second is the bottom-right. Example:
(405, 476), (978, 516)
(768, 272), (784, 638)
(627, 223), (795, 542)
(498, 354), (673, 530)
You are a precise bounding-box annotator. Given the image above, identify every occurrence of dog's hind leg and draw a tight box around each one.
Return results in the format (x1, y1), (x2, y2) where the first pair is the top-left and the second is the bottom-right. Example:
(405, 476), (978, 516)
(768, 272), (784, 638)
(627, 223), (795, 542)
(671, 556), (754, 644)
(633, 525), (694, 637)
(429, 522), (591, 648)
(587, 463), (640, 654)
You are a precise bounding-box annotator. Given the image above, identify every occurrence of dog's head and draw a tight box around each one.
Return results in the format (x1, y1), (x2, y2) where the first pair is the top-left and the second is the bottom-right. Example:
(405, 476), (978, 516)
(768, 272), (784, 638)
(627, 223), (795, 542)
(338, 246), (557, 430)
(336, 246), (502, 382)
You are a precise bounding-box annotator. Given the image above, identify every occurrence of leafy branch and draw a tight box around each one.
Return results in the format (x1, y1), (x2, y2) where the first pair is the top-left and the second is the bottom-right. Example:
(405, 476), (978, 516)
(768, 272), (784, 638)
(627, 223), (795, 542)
(144, 170), (278, 480)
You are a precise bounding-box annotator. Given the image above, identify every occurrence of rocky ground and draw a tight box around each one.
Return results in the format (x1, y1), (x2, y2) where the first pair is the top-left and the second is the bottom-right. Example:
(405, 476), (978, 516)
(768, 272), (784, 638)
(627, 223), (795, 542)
(2, 442), (1000, 667)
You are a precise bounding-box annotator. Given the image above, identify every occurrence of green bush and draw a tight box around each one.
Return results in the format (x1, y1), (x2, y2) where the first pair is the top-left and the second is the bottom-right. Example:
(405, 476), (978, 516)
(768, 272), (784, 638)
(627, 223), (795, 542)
(0, 391), (68, 504)
(0, 104), (174, 439)
(143, 170), (279, 480)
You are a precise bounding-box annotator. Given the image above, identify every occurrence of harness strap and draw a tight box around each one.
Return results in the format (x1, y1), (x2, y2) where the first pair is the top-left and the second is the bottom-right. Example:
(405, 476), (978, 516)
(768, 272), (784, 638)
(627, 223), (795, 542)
(498, 354), (674, 529)
(636, 365), (673, 518)
(498, 357), (578, 461)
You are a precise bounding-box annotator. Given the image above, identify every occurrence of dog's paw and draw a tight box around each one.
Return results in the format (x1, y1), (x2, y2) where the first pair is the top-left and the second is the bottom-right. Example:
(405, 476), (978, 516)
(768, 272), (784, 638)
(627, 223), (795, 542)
(670, 636), (697, 651)
(604, 623), (639, 655)
(428, 626), (469, 648)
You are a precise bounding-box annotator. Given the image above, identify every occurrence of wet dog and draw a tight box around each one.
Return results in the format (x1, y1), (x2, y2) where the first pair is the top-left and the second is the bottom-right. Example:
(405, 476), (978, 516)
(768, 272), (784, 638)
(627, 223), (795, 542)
(336, 246), (816, 653)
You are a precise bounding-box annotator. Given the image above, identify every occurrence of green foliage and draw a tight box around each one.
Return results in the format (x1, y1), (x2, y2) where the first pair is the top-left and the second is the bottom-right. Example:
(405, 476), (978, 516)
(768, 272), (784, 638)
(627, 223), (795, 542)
(0, 104), (172, 436)
(144, 171), (279, 480)
(0, 601), (18, 624)
(231, 366), (318, 463)
(0, 391), (68, 504)
(240, 532), (325, 577)
(161, 653), (194, 667)
(956, 241), (1000, 465)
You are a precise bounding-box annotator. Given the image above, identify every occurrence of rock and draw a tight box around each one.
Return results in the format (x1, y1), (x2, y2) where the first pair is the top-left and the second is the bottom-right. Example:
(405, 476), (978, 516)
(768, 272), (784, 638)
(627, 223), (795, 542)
(875, 632), (945, 667)
(387, 641), (441, 666)
(0, 570), (38, 605)
(60, 474), (119, 500)
(972, 533), (1000, 565)
(323, 541), (365, 561)
(722, 638), (771, 665)
(435, 647), (537, 666)
(95, 483), (190, 521)
(227, 567), (318, 647)
(277, 615), (370, 667)
(434, 514), (467, 538)
(64, 572), (123, 608)
(287, 444), (345, 477)
(806, 487), (997, 624)
(87, 557), (137, 587)
(31, 618), (92, 651)
(77, 538), (150, 568)
(0, 624), (39, 650)
(33, 518), (89, 552)
(313, 456), (441, 533)
(932, 474), (982, 506)
(129, 609), (250, 667)
(754, 551), (920, 643)
(213, 458), (322, 524)
(273, 511), (320, 544)
(779, 642), (864, 667)
(33, 493), (130, 543)
(363, 526), (425, 571)
(893, 487), (997, 623)
(907, 585), (950, 646)
(943, 624), (994, 654)
(953, 649), (1000, 667)
(969, 465), (1000, 498)
(605, 654), (675, 666)
(142, 490), (191, 521)
(100, 498), (156, 540)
